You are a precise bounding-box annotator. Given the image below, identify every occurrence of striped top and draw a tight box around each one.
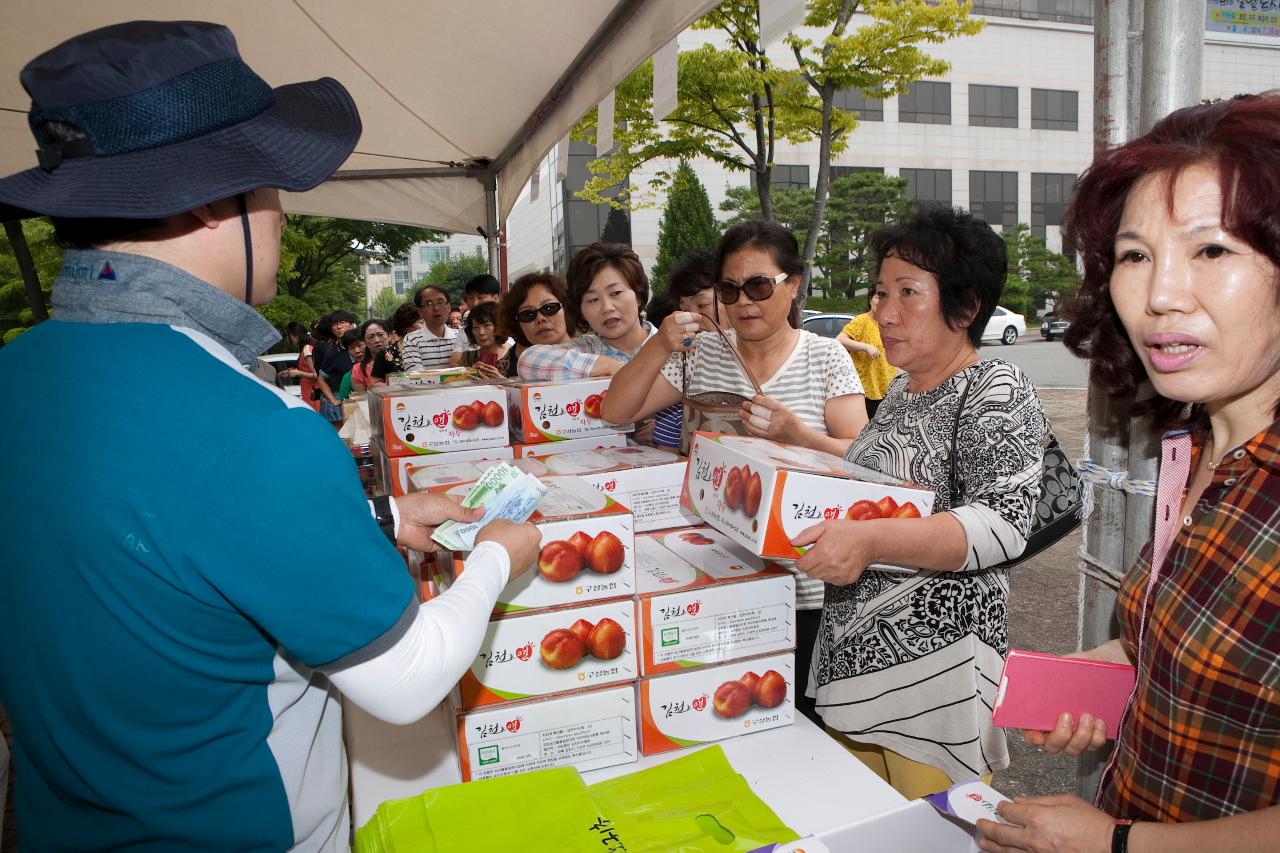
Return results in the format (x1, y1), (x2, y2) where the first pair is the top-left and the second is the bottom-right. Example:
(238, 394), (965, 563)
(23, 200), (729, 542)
(814, 360), (1046, 781)
(661, 329), (863, 610)
(1101, 424), (1280, 823)
(399, 326), (457, 372)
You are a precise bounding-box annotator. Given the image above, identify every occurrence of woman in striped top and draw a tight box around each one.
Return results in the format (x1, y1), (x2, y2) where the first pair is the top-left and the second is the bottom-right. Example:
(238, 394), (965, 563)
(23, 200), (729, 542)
(602, 220), (868, 722)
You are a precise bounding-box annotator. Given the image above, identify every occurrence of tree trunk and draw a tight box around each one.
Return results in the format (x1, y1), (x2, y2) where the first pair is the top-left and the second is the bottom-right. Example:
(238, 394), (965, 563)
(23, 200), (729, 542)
(756, 166), (773, 221)
(799, 93), (835, 304)
(3, 220), (49, 324)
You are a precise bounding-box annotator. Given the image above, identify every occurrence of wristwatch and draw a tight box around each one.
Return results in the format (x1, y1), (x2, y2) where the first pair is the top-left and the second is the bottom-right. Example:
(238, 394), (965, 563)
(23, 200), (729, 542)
(371, 494), (396, 543)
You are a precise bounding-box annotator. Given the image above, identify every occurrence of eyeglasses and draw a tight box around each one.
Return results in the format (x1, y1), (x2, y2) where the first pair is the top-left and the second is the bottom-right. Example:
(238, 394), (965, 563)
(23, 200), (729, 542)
(421, 299), (450, 310)
(715, 271), (789, 305)
(515, 302), (563, 324)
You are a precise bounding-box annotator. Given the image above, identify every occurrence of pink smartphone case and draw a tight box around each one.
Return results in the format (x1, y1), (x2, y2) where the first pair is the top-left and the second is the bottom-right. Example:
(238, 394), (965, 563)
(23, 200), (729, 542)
(992, 649), (1136, 739)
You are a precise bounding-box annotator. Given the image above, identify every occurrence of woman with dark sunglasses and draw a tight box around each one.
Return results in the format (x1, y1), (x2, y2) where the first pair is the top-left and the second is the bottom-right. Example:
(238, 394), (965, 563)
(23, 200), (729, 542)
(495, 272), (572, 377)
(516, 242), (657, 384)
(601, 220), (868, 724)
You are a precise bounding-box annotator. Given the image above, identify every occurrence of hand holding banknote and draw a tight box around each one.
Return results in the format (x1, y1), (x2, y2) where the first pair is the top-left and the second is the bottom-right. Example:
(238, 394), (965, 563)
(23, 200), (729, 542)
(393, 493), (484, 552)
(475, 519), (541, 580)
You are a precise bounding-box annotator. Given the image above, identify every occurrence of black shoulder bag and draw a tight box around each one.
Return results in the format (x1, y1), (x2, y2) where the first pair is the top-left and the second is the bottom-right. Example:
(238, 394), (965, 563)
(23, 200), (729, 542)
(947, 373), (1081, 569)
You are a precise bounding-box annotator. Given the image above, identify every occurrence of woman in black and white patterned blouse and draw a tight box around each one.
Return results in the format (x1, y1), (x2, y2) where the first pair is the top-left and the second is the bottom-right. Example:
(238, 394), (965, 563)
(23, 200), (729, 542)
(792, 204), (1047, 798)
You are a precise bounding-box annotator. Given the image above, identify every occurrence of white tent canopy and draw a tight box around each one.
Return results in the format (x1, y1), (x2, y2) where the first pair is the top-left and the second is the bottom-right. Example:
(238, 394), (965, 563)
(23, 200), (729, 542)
(0, 0), (717, 241)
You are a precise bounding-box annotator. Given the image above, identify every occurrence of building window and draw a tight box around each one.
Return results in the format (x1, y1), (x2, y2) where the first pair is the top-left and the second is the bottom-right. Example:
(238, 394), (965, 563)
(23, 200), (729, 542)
(1031, 172), (1076, 236)
(970, 171), (1018, 229)
(971, 0), (1090, 25)
(833, 89), (883, 121)
(969, 84), (1018, 128)
(773, 164), (810, 190)
(1032, 88), (1078, 131)
(418, 245), (448, 264)
(393, 267), (410, 295)
(367, 263), (391, 275)
(900, 168), (952, 205)
(898, 81), (951, 125)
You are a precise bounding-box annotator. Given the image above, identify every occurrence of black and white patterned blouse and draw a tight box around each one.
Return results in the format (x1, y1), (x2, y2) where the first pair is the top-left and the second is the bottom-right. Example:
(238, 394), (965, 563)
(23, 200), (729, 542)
(813, 358), (1046, 781)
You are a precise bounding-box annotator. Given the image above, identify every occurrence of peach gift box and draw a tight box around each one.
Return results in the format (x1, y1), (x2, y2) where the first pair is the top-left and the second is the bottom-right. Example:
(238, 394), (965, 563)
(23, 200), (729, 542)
(680, 432), (935, 565)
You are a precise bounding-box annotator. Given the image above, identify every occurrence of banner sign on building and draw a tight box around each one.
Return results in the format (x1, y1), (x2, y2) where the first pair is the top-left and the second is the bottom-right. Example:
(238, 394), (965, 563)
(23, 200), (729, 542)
(1206, 0), (1280, 38)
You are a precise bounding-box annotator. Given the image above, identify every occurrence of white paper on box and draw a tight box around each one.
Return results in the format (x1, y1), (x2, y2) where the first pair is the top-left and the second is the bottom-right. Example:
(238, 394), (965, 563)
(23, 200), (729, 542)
(377, 445), (515, 496)
(530, 446), (699, 532)
(456, 684), (638, 781)
(511, 433), (627, 458)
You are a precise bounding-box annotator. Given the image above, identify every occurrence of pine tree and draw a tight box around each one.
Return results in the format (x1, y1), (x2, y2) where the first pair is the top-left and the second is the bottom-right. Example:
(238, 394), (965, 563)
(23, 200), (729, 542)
(651, 160), (720, 290)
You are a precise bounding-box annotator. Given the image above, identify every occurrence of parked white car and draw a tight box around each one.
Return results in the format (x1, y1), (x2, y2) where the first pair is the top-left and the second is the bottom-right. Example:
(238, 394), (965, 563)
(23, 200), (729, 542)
(260, 352), (303, 397)
(982, 306), (1026, 346)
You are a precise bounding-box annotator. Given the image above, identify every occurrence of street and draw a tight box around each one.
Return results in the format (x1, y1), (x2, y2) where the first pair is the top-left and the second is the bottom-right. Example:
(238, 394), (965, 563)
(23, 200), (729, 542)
(982, 334), (1090, 389)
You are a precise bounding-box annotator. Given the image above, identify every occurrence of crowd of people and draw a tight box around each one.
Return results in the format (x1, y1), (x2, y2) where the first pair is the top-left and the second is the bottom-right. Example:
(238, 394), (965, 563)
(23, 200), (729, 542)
(1, 18), (1277, 853)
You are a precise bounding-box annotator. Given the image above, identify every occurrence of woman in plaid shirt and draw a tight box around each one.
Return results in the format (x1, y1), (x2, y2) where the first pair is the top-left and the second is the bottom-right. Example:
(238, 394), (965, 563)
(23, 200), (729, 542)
(978, 96), (1280, 852)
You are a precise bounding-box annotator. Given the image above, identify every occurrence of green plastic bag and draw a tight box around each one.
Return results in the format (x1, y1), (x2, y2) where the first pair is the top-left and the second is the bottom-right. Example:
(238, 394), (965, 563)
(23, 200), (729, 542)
(586, 746), (799, 852)
(354, 766), (609, 853)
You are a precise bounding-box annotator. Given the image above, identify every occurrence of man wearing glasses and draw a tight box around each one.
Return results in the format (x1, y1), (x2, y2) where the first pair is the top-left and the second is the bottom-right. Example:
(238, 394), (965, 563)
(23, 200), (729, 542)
(401, 285), (457, 371)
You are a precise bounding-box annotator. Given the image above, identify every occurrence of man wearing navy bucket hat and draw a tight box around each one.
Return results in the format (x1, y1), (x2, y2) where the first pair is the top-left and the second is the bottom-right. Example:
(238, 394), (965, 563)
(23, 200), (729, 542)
(0, 21), (539, 850)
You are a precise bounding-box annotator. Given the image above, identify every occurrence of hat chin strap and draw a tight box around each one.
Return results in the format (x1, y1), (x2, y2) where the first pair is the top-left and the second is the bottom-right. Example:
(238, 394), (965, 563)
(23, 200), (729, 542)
(237, 193), (254, 305)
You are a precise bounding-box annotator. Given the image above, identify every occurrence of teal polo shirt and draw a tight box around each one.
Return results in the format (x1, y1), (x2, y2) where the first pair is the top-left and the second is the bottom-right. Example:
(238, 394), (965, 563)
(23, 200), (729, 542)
(0, 310), (414, 849)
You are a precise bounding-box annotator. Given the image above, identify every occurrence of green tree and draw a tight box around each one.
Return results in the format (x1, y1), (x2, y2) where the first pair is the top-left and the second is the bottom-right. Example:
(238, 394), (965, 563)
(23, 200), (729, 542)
(816, 171), (910, 297)
(651, 160), (721, 289)
(256, 294), (319, 337)
(417, 254), (489, 305)
(278, 216), (440, 301)
(1001, 222), (1081, 320)
(788, 0), (983, 296)
(0, 218), (61, 344)
(573, 1), (834, 221)
(370, 286), (407, 320)
(720, 184), (814, 242)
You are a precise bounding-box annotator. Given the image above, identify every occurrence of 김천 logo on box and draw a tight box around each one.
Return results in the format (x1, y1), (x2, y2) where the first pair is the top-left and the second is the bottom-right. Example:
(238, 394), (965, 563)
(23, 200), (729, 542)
(478, 745), (500, 766)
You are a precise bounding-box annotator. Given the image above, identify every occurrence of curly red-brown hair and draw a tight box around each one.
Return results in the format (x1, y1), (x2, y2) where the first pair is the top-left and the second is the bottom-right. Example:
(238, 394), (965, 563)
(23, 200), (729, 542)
(1063, 92), (1280, 430)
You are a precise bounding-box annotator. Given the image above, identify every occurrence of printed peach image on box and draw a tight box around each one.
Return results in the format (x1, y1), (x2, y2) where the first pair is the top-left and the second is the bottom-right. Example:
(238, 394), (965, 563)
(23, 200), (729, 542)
(368, 382), (509, 456)
(638, 652), (795, 755)
(680, 433), (934, 567)
(507, 378), (631, 444)
(456, 599), (638, 709)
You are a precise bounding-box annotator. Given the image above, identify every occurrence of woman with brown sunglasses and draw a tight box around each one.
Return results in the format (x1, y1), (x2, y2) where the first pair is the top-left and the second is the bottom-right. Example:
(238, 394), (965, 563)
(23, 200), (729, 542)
(601, 220), (868, 724)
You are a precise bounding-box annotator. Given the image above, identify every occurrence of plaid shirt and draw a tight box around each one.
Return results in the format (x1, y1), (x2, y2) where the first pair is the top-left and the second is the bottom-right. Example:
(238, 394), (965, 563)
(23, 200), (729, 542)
(1100, 421), (1280, 822)
(515, 323), (654, 381)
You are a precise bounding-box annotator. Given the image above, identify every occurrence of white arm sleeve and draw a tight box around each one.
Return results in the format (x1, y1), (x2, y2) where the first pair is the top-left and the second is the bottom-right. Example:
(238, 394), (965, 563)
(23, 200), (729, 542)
(328, 540), (510, 724)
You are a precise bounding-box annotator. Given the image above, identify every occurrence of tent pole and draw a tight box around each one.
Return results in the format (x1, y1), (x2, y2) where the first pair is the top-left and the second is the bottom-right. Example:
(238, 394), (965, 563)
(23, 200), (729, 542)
(3, 220), (49, 325)
(481, 171), (501, 281)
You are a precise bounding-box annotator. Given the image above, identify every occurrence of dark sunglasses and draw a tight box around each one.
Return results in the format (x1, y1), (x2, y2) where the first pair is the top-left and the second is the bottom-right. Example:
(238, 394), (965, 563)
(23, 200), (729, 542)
(515, 301), (563, 323)
(714, 271), (789, 305)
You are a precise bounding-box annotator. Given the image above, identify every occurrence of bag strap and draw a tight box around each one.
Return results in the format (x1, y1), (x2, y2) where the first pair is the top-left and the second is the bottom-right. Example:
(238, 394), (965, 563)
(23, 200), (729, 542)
(947, 373), (976, 508)
(703, 313), (763, 396)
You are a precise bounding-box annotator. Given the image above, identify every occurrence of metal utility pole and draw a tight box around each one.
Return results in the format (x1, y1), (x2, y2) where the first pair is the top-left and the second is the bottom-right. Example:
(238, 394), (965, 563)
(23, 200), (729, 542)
(1079, 0), (1202, 799)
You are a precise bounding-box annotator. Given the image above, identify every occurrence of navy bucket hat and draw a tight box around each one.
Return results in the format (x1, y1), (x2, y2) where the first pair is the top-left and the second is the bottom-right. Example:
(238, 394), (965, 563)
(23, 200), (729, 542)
(0, 20), (361, 220)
